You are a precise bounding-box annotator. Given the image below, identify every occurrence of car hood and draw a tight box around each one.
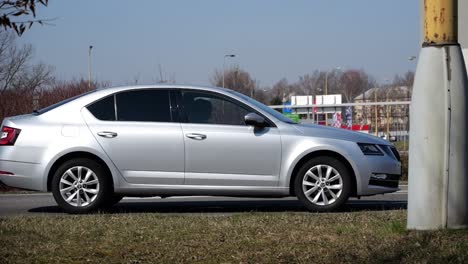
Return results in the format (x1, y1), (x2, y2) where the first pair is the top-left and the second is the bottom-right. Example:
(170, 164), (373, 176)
(292, 123), (389, 145)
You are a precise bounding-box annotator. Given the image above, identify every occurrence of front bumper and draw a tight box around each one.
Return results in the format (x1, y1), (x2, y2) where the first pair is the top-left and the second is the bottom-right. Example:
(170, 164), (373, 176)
(0, 159), (45, 191)
(356, 154), (402, 196)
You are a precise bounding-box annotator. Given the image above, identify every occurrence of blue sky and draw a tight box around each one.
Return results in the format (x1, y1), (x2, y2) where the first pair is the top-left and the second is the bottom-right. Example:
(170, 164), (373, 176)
(20, 0), (420, 87)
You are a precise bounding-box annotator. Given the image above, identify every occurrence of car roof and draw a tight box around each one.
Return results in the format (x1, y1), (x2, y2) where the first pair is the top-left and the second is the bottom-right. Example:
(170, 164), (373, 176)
(44, 84), (242, 115)
(96, 84), (231, 94)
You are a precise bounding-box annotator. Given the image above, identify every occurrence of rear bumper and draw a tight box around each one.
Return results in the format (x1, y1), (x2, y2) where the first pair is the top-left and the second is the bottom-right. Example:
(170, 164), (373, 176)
(0, 160), (45, 191)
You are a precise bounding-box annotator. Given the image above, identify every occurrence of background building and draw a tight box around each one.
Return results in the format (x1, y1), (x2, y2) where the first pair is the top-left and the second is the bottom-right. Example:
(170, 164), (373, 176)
(290, 94), (342, 125)
(354, 86), (410, 137)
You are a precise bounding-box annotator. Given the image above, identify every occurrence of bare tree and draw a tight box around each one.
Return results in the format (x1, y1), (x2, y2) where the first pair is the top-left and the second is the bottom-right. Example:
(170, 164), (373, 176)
(0, 0), (50, 36)
(337, 70), (375, 103)
(271, 78), (290, 100)
(0, 31), (53, 95)
(211, 65), (257, 97)
(0, 31), (32, 93)
(0, 30), (54, 120)
(392, 71), (415, 88)
(296, 72), (321, 96)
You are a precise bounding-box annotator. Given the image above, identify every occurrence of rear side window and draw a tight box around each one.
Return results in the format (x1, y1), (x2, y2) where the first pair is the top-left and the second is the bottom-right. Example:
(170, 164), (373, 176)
(87, 96), (116, 121)
(116, 90), (172, 122)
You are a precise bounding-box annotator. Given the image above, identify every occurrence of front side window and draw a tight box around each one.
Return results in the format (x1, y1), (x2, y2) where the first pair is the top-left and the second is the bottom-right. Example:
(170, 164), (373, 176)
(182, 91), (250, 126)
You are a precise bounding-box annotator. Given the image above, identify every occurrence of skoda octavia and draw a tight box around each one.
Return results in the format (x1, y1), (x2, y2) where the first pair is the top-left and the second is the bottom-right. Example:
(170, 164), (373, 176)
(0, 85), (401, 213)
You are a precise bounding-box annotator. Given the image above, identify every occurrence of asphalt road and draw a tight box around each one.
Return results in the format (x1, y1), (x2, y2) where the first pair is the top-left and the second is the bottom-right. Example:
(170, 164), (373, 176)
(0, 185), (407, 217)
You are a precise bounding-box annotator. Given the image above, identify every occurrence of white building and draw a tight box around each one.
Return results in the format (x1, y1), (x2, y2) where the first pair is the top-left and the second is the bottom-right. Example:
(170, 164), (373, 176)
(290, 94), (342, 125)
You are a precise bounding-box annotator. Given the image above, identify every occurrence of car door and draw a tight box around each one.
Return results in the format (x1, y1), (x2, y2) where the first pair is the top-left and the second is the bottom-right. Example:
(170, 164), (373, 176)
(178, 89), (281, 187)
(83, 89), (185, 185)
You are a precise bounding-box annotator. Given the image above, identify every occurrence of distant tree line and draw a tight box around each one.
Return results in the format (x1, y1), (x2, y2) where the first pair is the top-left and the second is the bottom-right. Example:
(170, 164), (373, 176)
(0, 30), (414, 122)
(214, 65), (414, 105)
(0, 31), (108, 121)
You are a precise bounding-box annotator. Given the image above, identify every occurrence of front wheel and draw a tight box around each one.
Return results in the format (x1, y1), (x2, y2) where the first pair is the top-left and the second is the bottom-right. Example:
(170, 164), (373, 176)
(51, 158), (112, 214)
(294, 156), (351, 212)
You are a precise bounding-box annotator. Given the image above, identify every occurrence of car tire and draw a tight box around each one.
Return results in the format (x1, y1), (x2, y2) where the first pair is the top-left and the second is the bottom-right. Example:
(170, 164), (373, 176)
(294, 156), (351, 212)
(51, 158), (113, 214)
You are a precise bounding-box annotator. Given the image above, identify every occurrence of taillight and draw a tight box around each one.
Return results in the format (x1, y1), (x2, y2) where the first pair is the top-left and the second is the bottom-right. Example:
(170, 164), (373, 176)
(0, 126), (21, 146)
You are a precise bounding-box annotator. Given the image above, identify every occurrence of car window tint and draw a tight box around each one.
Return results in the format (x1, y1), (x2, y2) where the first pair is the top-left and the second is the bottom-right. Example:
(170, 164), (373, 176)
(182, 91), (250, 126)
(87, 95), (116, 121)
(116, 90), (171, 122)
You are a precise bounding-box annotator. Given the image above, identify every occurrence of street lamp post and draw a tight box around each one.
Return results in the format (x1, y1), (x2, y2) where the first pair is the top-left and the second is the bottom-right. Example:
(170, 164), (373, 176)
(223, 54), (235, 88)
(88, 45), (93, 89)
(324, 67), (341, 126)
(325, 71), (329, 126)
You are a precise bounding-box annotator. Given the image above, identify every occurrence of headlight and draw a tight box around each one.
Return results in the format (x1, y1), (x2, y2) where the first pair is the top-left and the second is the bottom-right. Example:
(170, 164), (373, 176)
(357, 143), (383, 155)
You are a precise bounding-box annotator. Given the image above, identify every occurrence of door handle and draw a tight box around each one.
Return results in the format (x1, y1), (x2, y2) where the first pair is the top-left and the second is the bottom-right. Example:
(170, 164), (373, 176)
(97, 131), (118, 138)
(186, 133), (207, 140)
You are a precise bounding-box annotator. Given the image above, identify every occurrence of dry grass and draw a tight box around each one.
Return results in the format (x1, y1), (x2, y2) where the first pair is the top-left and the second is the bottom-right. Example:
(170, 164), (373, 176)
(0, 211), (467, 264)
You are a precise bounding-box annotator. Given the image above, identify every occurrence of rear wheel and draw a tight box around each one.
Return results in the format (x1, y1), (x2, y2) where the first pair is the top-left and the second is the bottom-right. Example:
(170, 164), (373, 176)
(51, 158), (112, 214)
(294, 156), (351, 212)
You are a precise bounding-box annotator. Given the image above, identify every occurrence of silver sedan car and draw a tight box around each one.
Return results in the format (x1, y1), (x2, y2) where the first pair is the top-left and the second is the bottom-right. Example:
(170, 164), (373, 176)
(0, 85), (401, 213)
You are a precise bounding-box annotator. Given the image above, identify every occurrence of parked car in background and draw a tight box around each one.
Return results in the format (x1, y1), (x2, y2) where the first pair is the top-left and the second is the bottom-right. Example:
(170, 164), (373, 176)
(0, 85), (401, 213)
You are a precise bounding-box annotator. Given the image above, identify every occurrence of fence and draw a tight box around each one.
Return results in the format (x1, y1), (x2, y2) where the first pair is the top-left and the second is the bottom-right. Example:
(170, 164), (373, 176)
(269, 101), (411, 152)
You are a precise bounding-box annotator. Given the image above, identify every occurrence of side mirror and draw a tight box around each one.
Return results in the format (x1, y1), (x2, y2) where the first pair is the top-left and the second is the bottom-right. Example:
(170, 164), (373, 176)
(244, 113), (267, 128)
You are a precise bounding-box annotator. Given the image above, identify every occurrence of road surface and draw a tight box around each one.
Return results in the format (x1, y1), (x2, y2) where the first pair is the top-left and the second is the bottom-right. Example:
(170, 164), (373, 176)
(0, 185), (407, 217)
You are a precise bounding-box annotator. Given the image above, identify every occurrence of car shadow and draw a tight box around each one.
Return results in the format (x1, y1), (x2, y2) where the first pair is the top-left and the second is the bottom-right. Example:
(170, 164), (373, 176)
(28, 198), (407, 215)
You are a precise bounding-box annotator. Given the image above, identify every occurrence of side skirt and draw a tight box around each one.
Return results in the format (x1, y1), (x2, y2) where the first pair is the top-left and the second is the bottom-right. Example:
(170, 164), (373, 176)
(115, 184), (290, 198)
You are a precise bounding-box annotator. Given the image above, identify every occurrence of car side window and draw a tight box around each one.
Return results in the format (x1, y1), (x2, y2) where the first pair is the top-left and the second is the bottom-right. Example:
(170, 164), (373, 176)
(116, 90), (172, 122)
(87, 95), (116, 121)
(182, 91), (250, 126)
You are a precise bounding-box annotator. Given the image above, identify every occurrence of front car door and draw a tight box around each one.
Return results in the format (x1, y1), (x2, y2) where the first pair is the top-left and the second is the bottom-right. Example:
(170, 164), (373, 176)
(178, 89), (281, 186)
(83, 89), (185, 185)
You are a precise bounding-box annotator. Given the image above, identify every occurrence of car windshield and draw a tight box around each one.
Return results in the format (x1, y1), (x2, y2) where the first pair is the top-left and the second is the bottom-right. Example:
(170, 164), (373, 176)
(226, 90), (297, 124)
(34, 90), (96, 115)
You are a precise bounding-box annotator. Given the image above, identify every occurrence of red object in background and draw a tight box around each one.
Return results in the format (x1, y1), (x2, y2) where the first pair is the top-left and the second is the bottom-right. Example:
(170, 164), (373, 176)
(316, 122), (369, 132)
(340, 124), (370, 131)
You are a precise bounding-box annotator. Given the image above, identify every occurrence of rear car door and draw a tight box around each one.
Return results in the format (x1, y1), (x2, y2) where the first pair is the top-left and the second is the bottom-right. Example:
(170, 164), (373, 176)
(178, 90), (281, 186)
(83, 89), (185, 185)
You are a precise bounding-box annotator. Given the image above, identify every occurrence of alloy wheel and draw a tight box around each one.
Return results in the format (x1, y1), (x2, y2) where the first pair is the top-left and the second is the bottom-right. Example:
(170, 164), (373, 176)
(302, 164), (343, 206)
(59, 166), (100, 207)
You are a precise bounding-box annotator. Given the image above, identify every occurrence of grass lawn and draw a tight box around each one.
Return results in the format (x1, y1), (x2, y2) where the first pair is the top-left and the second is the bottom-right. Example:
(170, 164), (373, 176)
(1, 210), (467, 263)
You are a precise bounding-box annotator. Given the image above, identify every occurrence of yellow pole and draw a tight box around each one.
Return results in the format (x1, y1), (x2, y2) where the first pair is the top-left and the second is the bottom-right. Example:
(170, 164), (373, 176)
(424, 0), (458, 45)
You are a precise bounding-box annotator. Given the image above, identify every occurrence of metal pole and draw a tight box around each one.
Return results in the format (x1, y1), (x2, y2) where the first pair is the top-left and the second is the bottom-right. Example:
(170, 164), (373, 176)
(374, 89), (378, 135)
(424, 0), (457, 45)
(222, 54), (235, 88)
(222, 57), (226, 88)
(408, 0), (467, 230)
(88, 45), (93, 89)
(386, 89), (391, 139)
(325, 72), (328, 126)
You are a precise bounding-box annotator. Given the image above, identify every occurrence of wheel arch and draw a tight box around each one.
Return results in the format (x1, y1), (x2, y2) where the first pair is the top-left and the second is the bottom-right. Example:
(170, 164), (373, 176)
(46, 151), (114, 192)
(288, 150), (358, 197)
